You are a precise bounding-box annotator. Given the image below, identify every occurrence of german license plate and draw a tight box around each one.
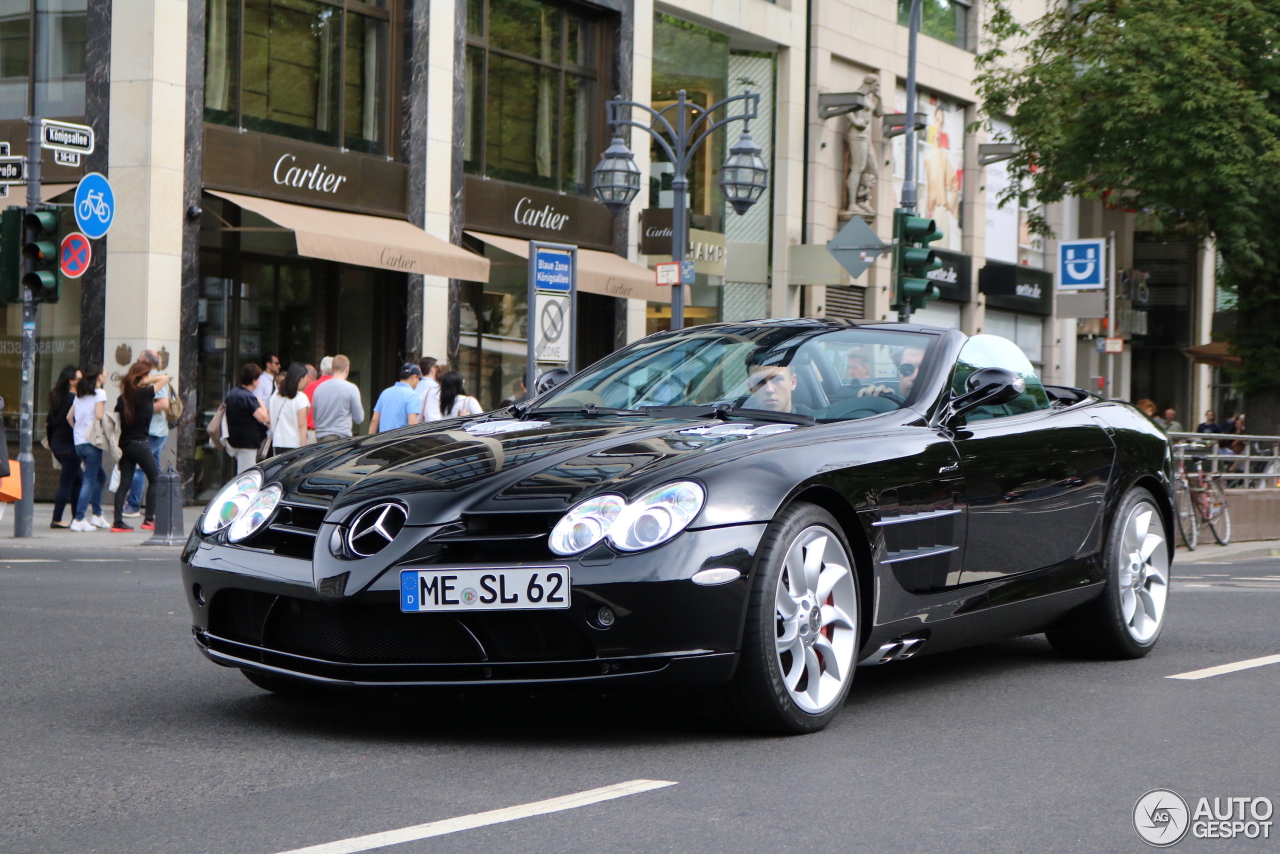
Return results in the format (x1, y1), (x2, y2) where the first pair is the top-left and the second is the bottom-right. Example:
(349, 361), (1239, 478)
(400, 567), (571, 613)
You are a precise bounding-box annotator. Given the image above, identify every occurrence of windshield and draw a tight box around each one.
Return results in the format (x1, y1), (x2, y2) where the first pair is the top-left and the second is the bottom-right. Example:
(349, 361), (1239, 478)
(537, 325), (940, 422)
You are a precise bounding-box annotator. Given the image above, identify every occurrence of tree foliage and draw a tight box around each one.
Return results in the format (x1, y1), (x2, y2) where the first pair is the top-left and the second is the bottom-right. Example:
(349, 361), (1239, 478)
(974, 0), (1280, 405)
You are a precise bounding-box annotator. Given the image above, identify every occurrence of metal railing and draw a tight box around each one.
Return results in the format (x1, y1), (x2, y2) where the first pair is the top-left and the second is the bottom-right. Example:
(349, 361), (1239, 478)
(1168, 432), (1280, 489)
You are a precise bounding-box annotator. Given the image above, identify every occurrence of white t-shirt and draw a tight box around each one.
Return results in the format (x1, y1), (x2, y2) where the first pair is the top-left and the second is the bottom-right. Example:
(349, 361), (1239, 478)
(446, 395), (485, 418)
(269, 392), (310, 449)
(72, 389), (107, 445)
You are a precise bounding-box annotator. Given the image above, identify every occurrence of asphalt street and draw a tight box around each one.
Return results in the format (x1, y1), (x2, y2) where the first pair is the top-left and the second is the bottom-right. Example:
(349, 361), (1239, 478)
(1, 544), (1278, 854)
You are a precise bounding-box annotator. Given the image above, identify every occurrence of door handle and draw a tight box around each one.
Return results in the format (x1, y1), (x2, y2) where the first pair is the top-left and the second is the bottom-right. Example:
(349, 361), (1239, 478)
(939, 462), (959, 473)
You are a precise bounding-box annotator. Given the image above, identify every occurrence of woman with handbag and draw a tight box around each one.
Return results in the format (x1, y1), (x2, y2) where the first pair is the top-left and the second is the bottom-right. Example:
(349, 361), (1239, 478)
(267, 363), (311, 456)
(224, 363), (270, 473)
(68, 365), (110, 531)
(45, 364), (82, 528)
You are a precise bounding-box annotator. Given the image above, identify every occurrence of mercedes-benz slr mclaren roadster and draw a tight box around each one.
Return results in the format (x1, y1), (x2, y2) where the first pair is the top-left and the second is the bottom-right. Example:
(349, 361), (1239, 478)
(183, 320), (1174, 733)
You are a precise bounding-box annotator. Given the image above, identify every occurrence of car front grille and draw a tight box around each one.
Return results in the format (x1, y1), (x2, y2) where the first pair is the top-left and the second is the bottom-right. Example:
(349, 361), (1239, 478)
(207, 589), (595, 666)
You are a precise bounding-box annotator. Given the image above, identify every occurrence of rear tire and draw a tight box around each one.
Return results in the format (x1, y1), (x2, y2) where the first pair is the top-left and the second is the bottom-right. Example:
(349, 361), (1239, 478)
(718, 503), (859, 734)
(1047, 487), (1170, 659)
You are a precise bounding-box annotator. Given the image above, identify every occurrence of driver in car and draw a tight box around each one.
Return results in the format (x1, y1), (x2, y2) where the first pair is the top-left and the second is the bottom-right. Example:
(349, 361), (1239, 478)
(744, 352), (817, 415)
(858, 345), (926, 400)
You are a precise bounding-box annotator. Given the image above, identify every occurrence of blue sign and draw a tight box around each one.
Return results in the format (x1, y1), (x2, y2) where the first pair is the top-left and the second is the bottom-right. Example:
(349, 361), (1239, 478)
(74, 172), (114, 239)
(1058, 238), (1106, 291)
(533, 247), (573, 292)
(680, 259), (696, 285)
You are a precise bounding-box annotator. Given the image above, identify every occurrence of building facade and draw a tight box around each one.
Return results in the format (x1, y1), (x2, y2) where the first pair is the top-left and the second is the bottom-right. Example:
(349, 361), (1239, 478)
(0, 0), (1224, 505)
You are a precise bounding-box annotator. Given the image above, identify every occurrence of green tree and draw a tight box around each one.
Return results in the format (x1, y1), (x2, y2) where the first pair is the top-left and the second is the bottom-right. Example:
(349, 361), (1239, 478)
(975, 0), (1280, 430)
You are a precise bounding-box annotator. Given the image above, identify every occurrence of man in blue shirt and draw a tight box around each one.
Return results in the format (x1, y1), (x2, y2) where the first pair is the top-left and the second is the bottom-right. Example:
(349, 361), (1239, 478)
(369, 364), (422, 434)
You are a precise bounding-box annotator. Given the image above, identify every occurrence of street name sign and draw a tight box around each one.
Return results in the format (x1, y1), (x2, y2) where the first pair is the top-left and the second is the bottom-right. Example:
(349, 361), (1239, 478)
(41, 119), (95, 155)
(53, 149), (80, 167)
(827, 215), (890, 279)
(1058, 238), (1107, 291)
(0, 155), (27, 185)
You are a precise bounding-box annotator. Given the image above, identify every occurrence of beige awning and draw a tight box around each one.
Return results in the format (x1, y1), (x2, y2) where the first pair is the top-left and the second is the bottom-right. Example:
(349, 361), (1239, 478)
(465, 230), (675, 303)
(209, 190), (490, 282)
(1184, 341), (1242, 368)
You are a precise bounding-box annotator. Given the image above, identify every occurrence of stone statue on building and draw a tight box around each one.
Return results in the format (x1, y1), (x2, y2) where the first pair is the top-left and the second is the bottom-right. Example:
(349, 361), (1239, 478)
(842, 74), (883, 218)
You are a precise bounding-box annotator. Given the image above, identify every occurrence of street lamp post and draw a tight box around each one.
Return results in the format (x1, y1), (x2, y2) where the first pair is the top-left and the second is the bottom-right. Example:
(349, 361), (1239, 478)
(591, 89), (768, 330)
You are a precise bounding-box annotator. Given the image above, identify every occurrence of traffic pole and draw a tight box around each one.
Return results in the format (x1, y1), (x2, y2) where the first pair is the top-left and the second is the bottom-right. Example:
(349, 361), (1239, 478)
(897, 0), (923, 324)
(14, 113), (41, 537)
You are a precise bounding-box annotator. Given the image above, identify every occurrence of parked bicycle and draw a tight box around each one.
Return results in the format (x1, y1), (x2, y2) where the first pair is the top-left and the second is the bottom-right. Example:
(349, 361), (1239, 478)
(1171, 441), (1232, 549)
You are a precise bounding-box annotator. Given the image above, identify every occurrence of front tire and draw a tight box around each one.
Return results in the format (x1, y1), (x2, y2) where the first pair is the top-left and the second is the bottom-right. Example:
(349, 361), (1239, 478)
(719, 503), (859, 734)
(1047, 487), (1170, 659)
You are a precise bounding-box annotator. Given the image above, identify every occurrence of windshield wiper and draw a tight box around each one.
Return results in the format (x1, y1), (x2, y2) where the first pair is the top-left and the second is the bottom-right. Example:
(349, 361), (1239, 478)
(643, 404), (814, 426)
(527, 403), (648, 417)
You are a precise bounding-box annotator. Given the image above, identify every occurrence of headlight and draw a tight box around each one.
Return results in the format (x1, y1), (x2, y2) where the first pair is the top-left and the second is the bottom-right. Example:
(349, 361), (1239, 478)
(548, 494), (625, 556)
(227, 484), (284, 542)
(549, 481), (705, 555)
(609, 482), (705, 552)
(200, 470), (262, 534)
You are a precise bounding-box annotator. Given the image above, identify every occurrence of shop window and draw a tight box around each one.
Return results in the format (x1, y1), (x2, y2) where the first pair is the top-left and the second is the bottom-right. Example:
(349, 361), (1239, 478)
(650, 14), (728, 234)
(205, 0), (394, 155)
(898, 0), (971, 51)
(984, 309), (1044, 367)
(464, 0), (602, 195)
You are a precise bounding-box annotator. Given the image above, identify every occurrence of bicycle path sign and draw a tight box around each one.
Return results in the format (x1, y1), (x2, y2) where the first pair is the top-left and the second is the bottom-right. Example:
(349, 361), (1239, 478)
(74, 172), (114, 239)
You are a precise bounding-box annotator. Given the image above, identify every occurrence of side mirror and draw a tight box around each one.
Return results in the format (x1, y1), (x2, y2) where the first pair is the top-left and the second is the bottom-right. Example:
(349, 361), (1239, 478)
(535, 368), (573, 395)
(947, 367), (1025, 423)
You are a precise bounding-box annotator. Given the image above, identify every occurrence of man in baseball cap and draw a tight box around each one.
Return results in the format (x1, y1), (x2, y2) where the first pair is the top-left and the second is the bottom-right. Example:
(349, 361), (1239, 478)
(369, 363), (422, 434)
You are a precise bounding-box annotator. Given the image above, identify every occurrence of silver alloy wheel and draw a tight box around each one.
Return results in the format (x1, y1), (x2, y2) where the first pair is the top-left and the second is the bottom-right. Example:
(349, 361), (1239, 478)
(774, 525), (857, 714)
(1118, 500), (1169, 643)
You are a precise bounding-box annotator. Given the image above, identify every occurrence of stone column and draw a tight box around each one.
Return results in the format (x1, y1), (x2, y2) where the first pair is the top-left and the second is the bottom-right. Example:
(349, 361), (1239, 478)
(104, 0), (187, 405)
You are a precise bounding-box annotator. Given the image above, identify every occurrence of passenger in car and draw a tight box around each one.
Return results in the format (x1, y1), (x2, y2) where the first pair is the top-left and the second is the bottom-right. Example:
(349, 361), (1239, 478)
(858, 345), (927, 400)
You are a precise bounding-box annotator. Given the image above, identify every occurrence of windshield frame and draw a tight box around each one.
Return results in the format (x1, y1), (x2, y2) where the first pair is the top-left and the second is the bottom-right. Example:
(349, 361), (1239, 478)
(530, 323), (948, 423)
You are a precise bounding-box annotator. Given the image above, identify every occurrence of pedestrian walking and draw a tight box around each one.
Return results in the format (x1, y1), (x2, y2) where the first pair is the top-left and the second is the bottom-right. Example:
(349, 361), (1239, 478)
(45, 364), (82, 529)
(111, 361), (169, 533)
(433, 371), (485, 419)
(416, 356), (440, 414)
(69, 365), (109, 532)
(122, 349), (171, 519)
(268, 363), (312, 454)
(311, 354), (364, 441)
(225, 363), (270, 473)
(370, 363), (422, 434)
(305, 356), (334, 441)
(254, 354), (281, 408)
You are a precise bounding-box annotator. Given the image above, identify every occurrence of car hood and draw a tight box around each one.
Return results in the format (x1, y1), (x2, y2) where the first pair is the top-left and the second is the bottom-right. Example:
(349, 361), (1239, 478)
(264, 414), (816, 524)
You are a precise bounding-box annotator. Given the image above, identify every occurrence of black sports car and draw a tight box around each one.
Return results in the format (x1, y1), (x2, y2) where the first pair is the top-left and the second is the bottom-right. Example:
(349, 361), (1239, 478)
(183, 320), (1174, 733)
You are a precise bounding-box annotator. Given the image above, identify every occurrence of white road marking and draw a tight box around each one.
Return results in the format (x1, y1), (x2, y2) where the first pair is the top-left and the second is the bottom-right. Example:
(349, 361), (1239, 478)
(0, 559), (58, 563)
(1168, 654), (1280, 680)
(272, 779), (677, 854)
(1182, 583), (1211, 587)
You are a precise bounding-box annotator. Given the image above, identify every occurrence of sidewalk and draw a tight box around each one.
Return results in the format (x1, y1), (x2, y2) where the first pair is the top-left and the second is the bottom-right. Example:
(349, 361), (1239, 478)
(1175, 539), (1280, 564)
(1, 502), (186, 551)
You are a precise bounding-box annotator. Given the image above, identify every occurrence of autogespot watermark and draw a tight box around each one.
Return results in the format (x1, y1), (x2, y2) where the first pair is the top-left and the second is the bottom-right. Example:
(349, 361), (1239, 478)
(1134, 789), (1274, 846)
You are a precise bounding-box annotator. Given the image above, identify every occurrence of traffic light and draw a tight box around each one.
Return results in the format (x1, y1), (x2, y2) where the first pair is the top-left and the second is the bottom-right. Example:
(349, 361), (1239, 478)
(0, 208), (20, 303)
(23, 208), (60, 303)
(892, 208), (944, 314)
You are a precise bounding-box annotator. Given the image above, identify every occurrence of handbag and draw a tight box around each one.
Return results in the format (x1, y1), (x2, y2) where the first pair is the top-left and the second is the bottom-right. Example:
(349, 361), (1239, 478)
(87, 415), (108, 451)
(206, 402), (226, 451)
(40, 435), (61, 470)
(165, 381), (184, 423)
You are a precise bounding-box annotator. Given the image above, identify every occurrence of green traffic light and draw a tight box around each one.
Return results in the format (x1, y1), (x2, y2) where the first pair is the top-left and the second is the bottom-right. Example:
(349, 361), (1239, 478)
(22, 240), (57, 262)
(23, 269), (58, 291)
(892, 207), (945, 316)
(23, 210), (60, 235)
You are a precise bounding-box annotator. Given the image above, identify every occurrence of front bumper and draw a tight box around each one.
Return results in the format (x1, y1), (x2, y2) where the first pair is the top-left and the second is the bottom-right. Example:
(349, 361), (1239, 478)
(182, 524), (765, 689)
